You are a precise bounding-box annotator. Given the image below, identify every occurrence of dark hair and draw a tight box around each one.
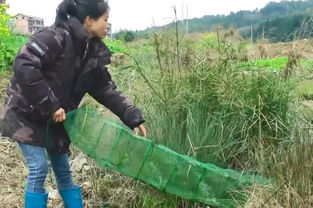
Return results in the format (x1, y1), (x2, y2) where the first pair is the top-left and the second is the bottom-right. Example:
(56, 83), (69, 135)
(55, 0), (109, 26)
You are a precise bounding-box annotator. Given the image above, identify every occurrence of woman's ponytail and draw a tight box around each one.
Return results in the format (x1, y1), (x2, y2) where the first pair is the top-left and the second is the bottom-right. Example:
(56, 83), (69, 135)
(55, 0), (109, 27)
(55, 0), (77, 26)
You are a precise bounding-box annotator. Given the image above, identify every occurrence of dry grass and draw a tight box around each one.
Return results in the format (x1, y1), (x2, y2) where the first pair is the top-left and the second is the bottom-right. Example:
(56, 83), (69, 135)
(0, 138), (138, 208)
(0, 139), (25, 208)
(0, 71), (11, 98)
(243, 119), (313, 208)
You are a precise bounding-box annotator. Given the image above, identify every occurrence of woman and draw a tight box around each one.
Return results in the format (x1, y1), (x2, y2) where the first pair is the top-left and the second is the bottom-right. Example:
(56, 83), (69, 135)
(0, 0), (146, 207)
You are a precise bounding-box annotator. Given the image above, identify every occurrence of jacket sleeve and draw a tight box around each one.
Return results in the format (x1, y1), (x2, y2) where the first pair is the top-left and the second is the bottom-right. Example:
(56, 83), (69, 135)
(12, 29), (63, 118)
(88, 67), (145, 129)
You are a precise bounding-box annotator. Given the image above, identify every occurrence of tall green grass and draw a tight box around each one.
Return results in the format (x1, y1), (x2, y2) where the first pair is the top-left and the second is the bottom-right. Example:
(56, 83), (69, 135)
(86, 26), (313, 206)
(111, 29), (313, 207)
(126, 30), (294, 170)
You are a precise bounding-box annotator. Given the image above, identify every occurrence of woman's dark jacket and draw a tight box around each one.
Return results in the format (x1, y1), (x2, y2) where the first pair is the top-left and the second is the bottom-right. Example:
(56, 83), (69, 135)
(0, 17), (144, 153)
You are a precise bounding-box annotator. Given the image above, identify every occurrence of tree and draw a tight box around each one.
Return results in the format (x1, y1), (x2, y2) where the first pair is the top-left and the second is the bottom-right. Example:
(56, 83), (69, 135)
(124, 31), (135, 42)
(114, 30), (135, 42)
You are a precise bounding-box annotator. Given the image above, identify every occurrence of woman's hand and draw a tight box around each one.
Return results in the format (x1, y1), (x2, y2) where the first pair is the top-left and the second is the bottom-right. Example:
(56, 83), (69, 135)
(133, 124), (147, 137)
(52, 108), (66, 122)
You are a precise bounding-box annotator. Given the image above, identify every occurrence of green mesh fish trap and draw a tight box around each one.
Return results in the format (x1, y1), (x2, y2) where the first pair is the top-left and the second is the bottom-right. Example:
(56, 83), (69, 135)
(63, 105), (261, 207)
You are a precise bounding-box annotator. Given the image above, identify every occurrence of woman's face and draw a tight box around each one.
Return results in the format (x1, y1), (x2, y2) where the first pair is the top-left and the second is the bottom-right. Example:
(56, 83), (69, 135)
(84, 12), (109, 39)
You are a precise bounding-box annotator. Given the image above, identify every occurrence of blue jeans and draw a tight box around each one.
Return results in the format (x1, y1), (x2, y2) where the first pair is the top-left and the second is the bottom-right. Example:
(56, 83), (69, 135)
(17, 142), (76, 193)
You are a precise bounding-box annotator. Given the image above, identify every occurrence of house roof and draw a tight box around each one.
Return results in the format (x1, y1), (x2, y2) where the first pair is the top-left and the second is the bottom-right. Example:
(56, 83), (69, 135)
(13, 13), (44, 21)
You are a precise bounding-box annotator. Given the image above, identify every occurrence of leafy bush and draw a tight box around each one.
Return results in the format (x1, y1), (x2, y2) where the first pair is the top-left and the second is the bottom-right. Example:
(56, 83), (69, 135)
(201, 32), (218, 48)
(114, 30), (135, 42)
(104, 37), (126, 54)
(0, 5), (10, 36)
(0, 5), (27, 72)
(0, 35), (27, 71)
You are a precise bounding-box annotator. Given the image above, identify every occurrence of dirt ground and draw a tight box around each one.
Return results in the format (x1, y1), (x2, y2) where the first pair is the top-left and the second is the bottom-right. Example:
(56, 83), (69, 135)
(0, 138), (78, 207)
(0, 136), (157, 208)
(0, 136), (122, 208)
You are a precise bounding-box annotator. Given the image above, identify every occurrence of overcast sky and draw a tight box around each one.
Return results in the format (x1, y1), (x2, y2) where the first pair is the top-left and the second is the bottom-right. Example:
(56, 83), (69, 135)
(7, 0), (281, 33)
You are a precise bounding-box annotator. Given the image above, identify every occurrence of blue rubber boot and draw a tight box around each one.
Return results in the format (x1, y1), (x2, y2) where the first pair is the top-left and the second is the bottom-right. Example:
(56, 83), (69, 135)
(59, 186), (83, 208)
(25, 191), (48, 208)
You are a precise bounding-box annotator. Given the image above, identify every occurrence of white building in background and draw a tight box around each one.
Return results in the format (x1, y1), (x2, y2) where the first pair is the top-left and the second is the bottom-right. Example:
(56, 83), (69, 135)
(12, 14), (44, 36)
(107, 23), (112, 38)
(0, 0), (6, 4)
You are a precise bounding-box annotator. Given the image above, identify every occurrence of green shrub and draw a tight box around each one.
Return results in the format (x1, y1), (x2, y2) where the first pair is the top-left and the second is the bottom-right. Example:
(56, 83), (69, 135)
(104, 37), (126, 54)
(0, 5), (27, 71)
